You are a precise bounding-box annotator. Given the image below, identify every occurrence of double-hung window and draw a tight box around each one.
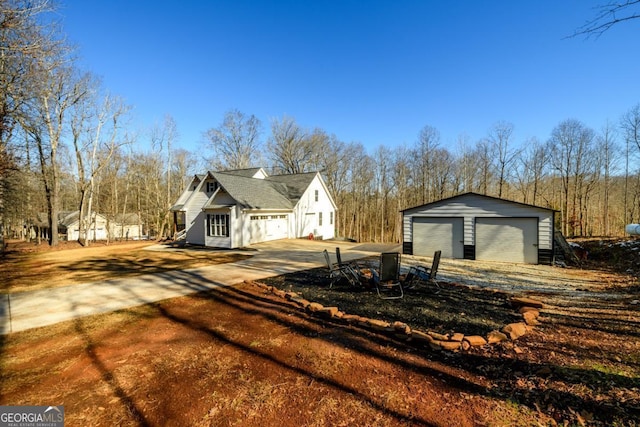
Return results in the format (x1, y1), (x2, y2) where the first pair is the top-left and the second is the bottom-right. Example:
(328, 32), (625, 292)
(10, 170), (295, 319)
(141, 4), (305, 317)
(207, 214), (229, 237)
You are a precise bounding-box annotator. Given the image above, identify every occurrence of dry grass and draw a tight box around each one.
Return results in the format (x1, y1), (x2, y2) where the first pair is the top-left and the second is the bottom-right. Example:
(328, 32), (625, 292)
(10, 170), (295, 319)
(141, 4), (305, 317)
(1, 240), (251, 292)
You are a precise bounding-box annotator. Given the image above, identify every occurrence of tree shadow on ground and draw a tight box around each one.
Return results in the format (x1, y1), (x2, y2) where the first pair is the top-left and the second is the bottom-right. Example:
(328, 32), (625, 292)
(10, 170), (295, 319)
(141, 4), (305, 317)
(256, 267), (640, 425)
(2, 262), (638, 425)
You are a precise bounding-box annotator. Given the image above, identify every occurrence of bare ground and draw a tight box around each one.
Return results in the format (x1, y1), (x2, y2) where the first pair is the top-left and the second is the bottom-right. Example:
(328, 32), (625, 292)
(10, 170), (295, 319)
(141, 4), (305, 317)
(0, 238), (639, 426)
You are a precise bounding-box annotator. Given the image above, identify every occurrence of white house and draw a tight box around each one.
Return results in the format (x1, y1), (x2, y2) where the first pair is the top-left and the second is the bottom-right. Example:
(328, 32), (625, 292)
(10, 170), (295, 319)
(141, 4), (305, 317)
(170, 168), (337, 248)
(60, 211), (109, 241)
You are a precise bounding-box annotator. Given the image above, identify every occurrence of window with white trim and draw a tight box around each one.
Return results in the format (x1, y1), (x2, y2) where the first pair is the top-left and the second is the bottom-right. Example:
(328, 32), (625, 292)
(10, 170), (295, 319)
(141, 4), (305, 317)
(330, 211), (334, 225)
(314, 190), (319, 202)
(319, 212), (323, 226)
(207, 214), (229, 237)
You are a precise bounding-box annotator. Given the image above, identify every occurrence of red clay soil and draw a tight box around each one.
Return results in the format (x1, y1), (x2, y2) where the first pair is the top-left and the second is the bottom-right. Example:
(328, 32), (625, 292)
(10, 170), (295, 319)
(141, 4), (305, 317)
(1, 283), (548, 427)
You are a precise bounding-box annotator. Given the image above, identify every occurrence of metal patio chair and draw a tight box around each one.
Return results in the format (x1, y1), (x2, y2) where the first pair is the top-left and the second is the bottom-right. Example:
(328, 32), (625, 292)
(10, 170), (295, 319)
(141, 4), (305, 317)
(323, 249), (361, 288)
(404, 250), (441, 290)
(371, 252), (404, 299)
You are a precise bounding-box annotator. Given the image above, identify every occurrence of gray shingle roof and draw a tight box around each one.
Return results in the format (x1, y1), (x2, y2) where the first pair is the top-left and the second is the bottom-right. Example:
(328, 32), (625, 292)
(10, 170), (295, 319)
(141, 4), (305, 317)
(219, 167), (264, 178)
(209, 172), (295, 210)
(265, 172), (317, 205)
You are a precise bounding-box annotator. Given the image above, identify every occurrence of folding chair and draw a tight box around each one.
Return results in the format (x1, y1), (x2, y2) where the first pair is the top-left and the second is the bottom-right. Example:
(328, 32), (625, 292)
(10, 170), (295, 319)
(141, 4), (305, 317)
(405, 250), (441, 290)
(372, 252), (404, 299)
(323, 249), (361, 288)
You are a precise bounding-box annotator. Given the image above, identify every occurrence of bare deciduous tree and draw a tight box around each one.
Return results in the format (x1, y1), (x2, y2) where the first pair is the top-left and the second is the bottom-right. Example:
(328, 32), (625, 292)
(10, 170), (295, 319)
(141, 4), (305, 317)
(571, 0), (640, 38)
(20, 61), (86, 246)
(621, 103), (640, 224)
(70, 75), (130, 246)
(514, 137), (549, 205)
(0, 0), (60, 237)
(204, 109), (262, 170)
(413, 125), (440, 204)
(549, 119), (596, 236)
(487, 121), (519, 198)
(151, 115), (178, 239)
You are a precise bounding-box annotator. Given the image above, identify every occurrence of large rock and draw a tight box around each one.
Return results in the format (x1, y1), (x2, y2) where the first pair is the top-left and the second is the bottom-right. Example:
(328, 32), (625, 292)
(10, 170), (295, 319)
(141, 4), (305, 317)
(440, 341), (461, 351)
(502, 322), (529, 340)
(449, 332), (465, 342)
(510, 296), (544, 309)
(518, 306), (539, 315)
(289, 297), (311, 309)
(461, 335), (487, 351)
(318, 306), (339, 318)
(341, 314), (363, 324)
(428, 331), (449, 341)
(522, 310), (541, 326)
(411, 330), (434, 344)
(366, 319), (392, 332)
(285, 291), (299, 300)
(307, 302), (324, 313)
(392, 321), (411, 335)
(487, 330), (508, 344)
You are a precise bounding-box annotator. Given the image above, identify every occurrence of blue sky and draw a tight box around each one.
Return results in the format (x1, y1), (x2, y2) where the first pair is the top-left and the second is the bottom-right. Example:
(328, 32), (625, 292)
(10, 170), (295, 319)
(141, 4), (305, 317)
(60, 1), (640, 153)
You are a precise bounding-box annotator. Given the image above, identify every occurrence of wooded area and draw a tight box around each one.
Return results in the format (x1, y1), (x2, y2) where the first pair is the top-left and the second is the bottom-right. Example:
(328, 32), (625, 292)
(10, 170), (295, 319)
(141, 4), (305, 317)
(1, 0), (640, 246)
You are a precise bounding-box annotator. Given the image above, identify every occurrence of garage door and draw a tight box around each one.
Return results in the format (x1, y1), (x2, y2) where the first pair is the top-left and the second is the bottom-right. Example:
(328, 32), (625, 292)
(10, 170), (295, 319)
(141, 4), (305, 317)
(249, 215), (288, 244)
(476, 217), (538, 264)
(412, 217), (464, 258)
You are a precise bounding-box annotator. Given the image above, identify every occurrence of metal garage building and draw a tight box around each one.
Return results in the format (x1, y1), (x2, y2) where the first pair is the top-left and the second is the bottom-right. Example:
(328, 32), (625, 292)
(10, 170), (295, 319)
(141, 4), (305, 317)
(402, 193), (555, 265)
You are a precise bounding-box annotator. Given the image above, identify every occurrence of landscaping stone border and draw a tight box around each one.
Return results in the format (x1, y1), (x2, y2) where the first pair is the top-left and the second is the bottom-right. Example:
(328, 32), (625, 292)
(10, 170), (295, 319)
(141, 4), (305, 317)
(248, 280), (545, 352)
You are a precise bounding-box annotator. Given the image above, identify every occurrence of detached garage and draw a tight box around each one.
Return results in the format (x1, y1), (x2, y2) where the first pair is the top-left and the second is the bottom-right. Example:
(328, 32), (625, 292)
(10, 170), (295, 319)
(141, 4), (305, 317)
(402, 193), (555, 265)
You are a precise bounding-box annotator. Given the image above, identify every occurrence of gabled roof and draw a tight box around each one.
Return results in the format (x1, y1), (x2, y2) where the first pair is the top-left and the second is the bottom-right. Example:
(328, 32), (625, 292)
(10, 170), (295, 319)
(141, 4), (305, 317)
(221, 167), (266, 178)
(170, 174), (205, 211)
(265, 172), (317, 205)
(59, 211), (80, 227)
(173, 168), (328, 212)
(210, 171), (295, 210)
(31, 211), (110, 228)
(401, 192), (557, 213)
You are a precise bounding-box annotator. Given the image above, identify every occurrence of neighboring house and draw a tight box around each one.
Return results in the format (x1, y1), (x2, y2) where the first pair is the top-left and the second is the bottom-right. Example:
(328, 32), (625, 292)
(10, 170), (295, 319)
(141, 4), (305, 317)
(110, 213), (143, 240)
(59, 211), (109, 241)
(27, 211), (142, 242)
(170, 167), (337, 248)
(402, 193), (556, 265)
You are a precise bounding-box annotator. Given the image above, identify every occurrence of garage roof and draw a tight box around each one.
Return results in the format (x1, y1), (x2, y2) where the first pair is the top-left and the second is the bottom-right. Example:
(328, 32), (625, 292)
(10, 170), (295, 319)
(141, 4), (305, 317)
(401, 192), (556, 213)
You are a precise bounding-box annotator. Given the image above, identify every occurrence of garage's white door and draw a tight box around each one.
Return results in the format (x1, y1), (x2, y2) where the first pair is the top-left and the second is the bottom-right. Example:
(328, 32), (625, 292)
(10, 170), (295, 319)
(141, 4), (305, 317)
(412, 217), (464, 258)
(249, 215), (288, 244)
(475, 217), (538, 264)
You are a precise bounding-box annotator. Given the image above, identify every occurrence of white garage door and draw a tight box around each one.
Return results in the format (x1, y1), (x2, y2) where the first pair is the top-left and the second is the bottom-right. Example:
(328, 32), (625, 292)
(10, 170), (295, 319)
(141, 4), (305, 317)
(249, 215), (288, 244)
(476, 217), (538, 264)
(412, 217), (464, 258)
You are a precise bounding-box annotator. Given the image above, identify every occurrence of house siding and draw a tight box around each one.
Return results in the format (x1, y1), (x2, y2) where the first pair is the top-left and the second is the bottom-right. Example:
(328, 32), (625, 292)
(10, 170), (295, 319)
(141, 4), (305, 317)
(184, 185), (211, 245)
(65, 214), (109, 241)
(294, 175), (336, 239)
(402, 193), (554, 265)
(111, 223), (142, 240)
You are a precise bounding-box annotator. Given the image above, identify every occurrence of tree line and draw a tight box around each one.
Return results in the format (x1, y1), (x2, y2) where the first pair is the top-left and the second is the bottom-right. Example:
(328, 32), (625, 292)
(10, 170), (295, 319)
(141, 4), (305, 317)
(1, 0), (640, 247)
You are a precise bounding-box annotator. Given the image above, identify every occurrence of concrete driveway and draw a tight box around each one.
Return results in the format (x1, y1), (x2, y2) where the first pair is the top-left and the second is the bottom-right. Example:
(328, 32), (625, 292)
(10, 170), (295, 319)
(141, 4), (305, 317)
(2, 238), (614, 335)
(0, 239), (389, 334)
